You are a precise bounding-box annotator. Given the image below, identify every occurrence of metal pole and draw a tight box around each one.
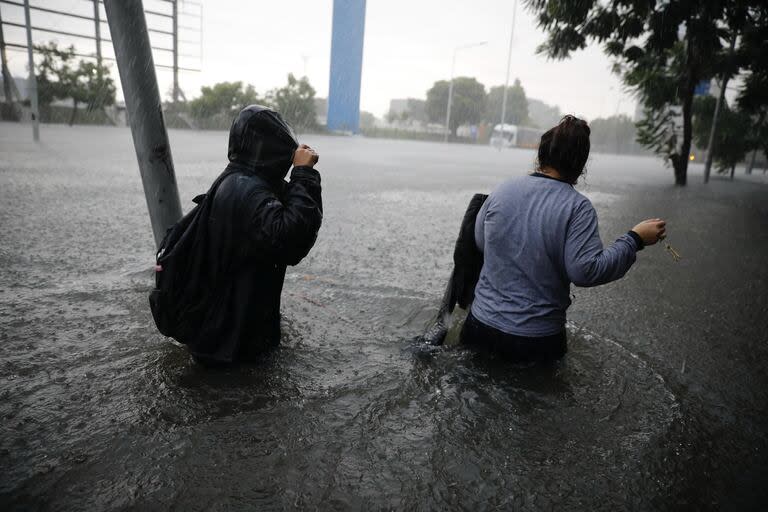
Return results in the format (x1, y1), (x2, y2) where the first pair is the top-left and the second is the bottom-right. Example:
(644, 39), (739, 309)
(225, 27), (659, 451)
(444, 50), (456, 143)
(172, 0), (178, 103)
(704, 35), (737, 184)
(498, 0), (517, 148)
(104, 0), (183, 248)
(92, 0), (102, 66)
(22, 0), (39, 141)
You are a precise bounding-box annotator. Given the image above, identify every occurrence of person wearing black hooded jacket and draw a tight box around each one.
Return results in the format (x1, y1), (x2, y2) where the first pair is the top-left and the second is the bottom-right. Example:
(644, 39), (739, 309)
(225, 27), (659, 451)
(187, 105), (322, 364)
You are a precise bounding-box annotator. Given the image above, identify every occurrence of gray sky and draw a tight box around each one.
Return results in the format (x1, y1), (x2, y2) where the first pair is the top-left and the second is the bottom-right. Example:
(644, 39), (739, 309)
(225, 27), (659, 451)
(3, 0), (638, 121)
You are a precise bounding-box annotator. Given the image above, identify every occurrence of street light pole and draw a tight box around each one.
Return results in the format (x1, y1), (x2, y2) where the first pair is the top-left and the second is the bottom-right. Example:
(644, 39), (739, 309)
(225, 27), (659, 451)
(444, 41), (487, 143)
(498, 0), (518, 149)
(444, 52), (458, 143)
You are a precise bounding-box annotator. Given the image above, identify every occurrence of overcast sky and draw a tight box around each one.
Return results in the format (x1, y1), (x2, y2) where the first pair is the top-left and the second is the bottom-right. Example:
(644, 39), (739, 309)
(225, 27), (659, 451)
(3, 0), (639, 121)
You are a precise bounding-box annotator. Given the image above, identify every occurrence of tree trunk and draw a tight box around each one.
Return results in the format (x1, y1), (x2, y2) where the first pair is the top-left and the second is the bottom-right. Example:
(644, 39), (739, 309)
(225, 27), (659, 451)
(68, 101), (78, 126)
(730, 163), (735, 180)
(746, 148), (757, 175)
(673, 28), (700, 187)
(673, 89), (694, 186)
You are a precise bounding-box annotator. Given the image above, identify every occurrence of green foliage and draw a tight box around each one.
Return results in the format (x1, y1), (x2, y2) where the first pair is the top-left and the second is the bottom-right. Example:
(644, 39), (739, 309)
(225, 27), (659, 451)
(35, 42), (77, 107)
(636, 106), (678, 164)
(188, 81), (260, 119)
(34, 42), (116, 125)
(359, 110), (376, 130)
(266, 74), (317, 131)
(525, 0), (753, 185)
(74, 60), (116, 111)
(589, 114), (640, 154)
(186, 75), (318, 131)
(693, 95), (752, 172)
(425, 77), (486, 136)
(527, 98), (561, 128)
(735, 6), (768, 160)
(485, 78), (529, 125)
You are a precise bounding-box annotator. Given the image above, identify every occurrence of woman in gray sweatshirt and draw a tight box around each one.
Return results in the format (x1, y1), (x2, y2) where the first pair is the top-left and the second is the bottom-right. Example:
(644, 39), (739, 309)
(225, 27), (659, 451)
(463, 115), (666, 362)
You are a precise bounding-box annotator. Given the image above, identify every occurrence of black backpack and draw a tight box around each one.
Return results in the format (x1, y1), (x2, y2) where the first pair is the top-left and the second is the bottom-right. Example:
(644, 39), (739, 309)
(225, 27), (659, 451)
(148, 168), (238, 343)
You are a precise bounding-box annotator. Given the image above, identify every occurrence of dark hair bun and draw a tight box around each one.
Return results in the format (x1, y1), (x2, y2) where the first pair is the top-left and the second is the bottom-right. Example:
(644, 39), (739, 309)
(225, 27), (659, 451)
(537, 115), (591, 184)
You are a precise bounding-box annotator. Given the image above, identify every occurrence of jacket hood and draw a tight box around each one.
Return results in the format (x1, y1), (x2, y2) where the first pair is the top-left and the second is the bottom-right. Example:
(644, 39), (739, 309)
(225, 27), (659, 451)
(227, 105), (298, 180)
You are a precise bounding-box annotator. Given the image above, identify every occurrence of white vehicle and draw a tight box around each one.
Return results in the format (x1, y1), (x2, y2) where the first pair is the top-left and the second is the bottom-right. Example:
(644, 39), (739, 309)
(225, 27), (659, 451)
(490, 123), (544, 149)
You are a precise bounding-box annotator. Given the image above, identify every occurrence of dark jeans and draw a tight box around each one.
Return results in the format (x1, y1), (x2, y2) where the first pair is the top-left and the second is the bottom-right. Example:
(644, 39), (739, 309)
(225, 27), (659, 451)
(460, 311), (567, 363)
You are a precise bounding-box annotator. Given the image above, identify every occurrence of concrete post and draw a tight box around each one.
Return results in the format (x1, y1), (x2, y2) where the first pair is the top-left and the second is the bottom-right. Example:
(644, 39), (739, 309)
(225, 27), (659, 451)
(172, 0), (179, 103)
(104, 0), (183, 248)
(93, 0), (102, 66)
(22, 0), (39, 141)
(444, 53), (456, 143)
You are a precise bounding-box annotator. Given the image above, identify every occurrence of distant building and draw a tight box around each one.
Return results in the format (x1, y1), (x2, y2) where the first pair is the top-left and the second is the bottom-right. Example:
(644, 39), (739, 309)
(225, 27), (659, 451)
(387, 98), (426, 123)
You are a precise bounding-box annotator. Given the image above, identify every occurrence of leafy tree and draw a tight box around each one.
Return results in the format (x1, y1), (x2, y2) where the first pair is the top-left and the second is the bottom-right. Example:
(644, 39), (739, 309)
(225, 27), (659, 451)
(737, 70), (768, 172)
(693, 95), (751, 173)
(426, 77), (486, 137)
(527, 98), (561, 128)
(525, 0), (751, 185)
(485, 78), (529, 125)
(69, 60), (116, 125)
(735, 6), (768, 171)
(359, 110), (376, 130)
(266, 73), (317, 131)
(189, 81), (260, 120)
(34, 42), (115, 125)
(35, 42), (76, 108)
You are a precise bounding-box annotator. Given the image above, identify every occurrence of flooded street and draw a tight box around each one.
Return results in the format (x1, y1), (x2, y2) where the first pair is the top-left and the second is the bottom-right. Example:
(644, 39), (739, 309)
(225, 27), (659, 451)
(1, 122), (767, 510)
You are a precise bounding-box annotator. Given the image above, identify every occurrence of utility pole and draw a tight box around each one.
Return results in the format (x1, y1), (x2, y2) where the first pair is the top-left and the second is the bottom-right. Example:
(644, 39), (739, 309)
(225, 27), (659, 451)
(104, 0), (183, 248)
(22, 0), (39, 141)
(172, 0), (179, 103)
(444, 52), (457, 143)
(704, 35), (737, 184)
(444, 41), (486, 143)
(498, 0), (518, 149)
(93, 0), (102, 66)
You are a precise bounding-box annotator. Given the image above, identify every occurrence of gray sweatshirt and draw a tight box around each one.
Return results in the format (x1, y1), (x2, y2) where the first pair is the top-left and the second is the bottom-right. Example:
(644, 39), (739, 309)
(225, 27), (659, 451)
(471, 173), (640, 337)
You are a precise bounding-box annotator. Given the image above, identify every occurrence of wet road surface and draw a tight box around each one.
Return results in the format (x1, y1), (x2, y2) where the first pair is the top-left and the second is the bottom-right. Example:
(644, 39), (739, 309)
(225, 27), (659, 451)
(1, 123), (767, 510)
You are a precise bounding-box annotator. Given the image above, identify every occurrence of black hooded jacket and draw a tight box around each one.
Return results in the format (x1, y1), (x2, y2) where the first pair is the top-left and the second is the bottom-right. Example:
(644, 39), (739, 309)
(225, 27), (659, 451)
(187, 105), (323, 363)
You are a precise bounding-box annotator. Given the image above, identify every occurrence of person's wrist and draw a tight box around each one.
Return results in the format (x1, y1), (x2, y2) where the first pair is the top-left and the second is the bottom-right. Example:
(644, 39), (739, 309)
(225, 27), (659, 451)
(627, 230), (644, 250)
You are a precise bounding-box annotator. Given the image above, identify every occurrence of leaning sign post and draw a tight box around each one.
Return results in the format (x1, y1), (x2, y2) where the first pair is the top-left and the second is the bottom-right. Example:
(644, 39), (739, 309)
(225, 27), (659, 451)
(103, 0), (182, 249)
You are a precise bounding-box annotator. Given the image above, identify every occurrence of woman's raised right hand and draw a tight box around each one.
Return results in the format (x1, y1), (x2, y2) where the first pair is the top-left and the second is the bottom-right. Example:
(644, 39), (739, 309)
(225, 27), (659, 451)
(631, 218), (667, 246)
(293, 144), (319, 168)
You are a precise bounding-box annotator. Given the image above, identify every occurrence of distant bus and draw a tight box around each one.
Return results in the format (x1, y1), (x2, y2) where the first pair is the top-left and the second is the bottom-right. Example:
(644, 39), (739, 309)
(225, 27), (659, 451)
(490, 124), (544, 149)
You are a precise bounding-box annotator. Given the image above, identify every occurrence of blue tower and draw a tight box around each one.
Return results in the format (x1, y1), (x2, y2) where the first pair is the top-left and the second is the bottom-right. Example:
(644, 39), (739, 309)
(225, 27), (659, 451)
(327, 0), (367, 133)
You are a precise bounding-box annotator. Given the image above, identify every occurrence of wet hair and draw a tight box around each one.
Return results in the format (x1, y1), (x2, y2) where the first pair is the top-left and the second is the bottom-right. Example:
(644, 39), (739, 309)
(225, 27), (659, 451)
(536, 115), (591, 184)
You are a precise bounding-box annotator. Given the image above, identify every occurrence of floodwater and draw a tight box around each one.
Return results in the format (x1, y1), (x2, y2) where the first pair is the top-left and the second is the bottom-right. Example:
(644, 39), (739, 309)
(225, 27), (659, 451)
(1, 123), (767, 510)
